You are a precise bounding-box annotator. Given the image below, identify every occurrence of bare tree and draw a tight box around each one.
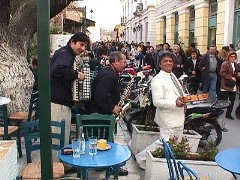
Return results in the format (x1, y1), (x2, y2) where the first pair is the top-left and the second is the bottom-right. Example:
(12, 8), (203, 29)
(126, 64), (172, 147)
(0, 0), (73, 113)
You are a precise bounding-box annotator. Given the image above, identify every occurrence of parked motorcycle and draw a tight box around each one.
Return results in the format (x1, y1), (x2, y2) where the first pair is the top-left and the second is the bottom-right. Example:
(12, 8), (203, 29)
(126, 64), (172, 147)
(185, 100), (229, 146)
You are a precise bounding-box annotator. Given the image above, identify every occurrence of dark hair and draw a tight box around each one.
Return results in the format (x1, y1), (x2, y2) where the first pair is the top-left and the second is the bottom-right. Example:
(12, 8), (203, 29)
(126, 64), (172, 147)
(159, 52), (174, 63)
(229, 44), (235, 50)
(227, 51), (237, 59)
(109, 51), (124, 64)
(67, 32), (90, 45)
(88, 52), (94, 59)
(191, 49), (198, 55)
(31, 57), (38, 66)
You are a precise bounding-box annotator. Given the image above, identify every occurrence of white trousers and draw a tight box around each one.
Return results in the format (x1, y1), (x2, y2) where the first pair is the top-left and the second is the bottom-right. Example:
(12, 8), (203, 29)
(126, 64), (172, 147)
(135, 125), (184, 169)
(51, 102), (71, 162)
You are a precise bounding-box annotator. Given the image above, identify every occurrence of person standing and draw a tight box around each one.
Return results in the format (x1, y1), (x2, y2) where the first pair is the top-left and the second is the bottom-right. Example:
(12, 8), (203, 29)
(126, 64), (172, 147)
(86, 51), (129, 175)
(172, 44), (184, 78)
(220, 52), (238, 120)
(199, 45), (222, 103)
(136, 52), (186, 169)
(184, 50), (201, 94)
(50, 32), (90, 162)
(29, 56), (38, 92)
(143, 46), (156, 70)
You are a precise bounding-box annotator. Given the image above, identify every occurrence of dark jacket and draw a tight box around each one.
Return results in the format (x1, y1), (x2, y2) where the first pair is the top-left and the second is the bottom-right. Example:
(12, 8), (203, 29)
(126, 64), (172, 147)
(50, 44), (78, 108)
(87, 66), (120, 114)
(184, 57), (201, 81)
(143, 52), (156, 70)
(172, 54), (184, 78)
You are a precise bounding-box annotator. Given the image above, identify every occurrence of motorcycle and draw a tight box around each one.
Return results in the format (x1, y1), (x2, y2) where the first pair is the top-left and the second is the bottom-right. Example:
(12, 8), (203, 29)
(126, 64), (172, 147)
(185, 100), (229, 146)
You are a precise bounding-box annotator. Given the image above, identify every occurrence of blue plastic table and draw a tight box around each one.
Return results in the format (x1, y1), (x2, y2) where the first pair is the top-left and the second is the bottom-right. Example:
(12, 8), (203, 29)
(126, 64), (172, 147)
(215, 147), (240, 179)
(59, 142), (131, 179)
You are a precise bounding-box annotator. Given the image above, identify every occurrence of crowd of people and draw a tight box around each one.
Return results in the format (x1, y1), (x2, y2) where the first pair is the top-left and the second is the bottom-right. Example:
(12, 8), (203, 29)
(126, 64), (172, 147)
(28, 32), (240, 174)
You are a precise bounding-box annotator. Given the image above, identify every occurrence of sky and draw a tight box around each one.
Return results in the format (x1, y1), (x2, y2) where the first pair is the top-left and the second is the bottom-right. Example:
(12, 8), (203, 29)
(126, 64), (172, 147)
(77, 0), (122, 41)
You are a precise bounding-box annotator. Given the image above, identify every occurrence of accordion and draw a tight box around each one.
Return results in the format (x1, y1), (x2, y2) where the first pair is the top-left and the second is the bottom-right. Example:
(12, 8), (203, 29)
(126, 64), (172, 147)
(73, 57), (91, 102)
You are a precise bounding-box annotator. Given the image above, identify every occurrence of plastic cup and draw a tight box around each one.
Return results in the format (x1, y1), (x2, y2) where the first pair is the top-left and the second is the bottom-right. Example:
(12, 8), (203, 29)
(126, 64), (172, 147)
(89, 137), (97, 156)
(72, 139), (81, 158)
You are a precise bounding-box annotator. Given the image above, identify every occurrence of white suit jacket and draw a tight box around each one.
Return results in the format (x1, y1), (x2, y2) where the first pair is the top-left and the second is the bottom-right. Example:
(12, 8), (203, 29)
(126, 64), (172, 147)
(151, 70), (185, 128)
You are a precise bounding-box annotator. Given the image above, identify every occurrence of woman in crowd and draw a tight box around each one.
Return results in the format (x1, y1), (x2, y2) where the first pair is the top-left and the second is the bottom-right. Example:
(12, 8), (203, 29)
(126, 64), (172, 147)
(220, 51), (238, 120)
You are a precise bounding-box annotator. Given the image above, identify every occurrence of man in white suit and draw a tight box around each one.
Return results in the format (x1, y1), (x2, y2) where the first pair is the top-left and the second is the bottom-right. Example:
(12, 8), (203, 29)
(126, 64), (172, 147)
(136, 51), (185, 169)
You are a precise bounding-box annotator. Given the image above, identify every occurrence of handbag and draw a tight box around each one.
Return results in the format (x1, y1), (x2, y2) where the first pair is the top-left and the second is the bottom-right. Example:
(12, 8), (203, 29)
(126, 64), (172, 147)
(225, 79), (236, 87)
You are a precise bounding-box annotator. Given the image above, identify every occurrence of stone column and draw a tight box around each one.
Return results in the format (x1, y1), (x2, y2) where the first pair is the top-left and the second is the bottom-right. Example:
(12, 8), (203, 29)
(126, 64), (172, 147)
(216, 0), (225, 49)
(178, 8), (190, 50)
(166, 13), (175, 46)
(194, 1), (209, 54)
(156, 17), (165, 44)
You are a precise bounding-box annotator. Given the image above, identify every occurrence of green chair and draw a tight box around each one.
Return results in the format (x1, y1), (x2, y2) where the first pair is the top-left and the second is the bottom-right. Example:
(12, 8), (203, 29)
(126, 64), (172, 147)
(0, 105), (21, 156)
(76, 113), (116, 142)
(8, 91), (38, 158)
(18, 119), (65, 179)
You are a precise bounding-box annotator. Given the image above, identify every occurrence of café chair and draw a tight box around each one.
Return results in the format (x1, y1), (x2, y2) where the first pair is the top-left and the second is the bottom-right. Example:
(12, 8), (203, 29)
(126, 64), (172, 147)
(76, 113), (121, 178)
(8, 91), (38, 156)
(162, 139), (210, 180)
(17, 119), (65, 180)
(178, 161), (200, 180)
(76, 113), (115, 142)
(0, 105), (21, 157)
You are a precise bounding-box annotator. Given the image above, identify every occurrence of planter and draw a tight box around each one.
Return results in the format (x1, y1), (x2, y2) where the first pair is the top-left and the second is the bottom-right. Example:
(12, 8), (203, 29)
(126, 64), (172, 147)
(145, 150), (233, 180)
(131, 125), (160, 155)
(183, 129), (202, 153)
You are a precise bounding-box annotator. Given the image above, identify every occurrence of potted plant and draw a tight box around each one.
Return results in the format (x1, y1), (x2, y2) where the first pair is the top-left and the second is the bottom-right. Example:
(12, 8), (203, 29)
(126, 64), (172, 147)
(131, 102), (160, 155)
(145, 138), (233, 180)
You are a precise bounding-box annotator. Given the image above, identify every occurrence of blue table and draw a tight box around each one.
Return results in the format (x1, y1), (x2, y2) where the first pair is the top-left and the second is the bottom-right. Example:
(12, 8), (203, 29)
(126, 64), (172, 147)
(215, 148), (240, 179)
(59, 142), (131, 179)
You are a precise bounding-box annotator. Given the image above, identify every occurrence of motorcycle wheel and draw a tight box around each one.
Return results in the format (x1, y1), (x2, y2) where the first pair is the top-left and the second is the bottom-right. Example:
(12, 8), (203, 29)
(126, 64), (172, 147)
(127, 114), (142, 135)
(196, 119), (222, 146)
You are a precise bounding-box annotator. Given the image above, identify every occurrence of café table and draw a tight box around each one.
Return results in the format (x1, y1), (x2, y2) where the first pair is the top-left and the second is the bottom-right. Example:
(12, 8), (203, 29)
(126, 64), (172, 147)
(59, 141), (131, 180)
(215, 147), (240, 179)
(0, 97), (11, 106)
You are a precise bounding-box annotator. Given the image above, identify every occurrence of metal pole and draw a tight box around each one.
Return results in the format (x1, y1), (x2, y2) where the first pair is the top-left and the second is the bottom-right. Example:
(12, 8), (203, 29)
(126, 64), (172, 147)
(37, 0), (52, 179)
(83, 6), (86, 33)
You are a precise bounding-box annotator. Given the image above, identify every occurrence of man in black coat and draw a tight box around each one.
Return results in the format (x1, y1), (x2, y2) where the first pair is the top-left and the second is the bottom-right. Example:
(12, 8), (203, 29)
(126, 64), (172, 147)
(184, 50), (201, 94)
(50, 32), (90, 162)
(86, 51), (129, 176)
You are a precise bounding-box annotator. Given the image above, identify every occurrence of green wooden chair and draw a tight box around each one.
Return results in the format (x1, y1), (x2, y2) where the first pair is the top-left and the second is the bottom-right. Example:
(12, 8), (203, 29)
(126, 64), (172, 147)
(8, 91), (38, 157)
(76, 113), (116, 142)
(18, 119), (65, 180)
(0, 105), (21, 156)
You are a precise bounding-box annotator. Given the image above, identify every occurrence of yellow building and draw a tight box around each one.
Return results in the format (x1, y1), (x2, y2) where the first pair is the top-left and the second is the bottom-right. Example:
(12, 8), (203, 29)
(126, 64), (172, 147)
(155, 0), (240, 53)
(120, 0), (240, 54)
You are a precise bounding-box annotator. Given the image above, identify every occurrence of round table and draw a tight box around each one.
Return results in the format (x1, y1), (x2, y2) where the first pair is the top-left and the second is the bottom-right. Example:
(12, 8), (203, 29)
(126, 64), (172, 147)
(215, 148), (240, 178)
(59, 142), (131, 179)
(0, 97), (11, 106)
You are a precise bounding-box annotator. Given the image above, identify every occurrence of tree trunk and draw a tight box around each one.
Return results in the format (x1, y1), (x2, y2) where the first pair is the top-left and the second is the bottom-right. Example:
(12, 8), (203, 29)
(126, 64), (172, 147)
(0, 46), (33, 114)
(0, 0), (72, 114)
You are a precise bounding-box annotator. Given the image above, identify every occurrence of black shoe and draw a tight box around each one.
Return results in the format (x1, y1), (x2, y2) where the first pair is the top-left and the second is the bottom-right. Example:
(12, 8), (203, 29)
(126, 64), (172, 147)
(64, 166), (78, 174)
(118, 168), (128, 176)
(226, 115), (234, 120)
(222, 127), (229, 132)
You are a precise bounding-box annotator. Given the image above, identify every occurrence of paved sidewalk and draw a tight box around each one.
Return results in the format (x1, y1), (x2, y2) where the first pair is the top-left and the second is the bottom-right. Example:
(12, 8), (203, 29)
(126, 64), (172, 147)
(17, 119), (145, 179)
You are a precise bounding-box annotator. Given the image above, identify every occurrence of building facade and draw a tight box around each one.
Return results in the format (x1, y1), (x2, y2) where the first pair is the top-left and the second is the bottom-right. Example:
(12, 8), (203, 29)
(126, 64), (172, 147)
(120, 0), (240, 53)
